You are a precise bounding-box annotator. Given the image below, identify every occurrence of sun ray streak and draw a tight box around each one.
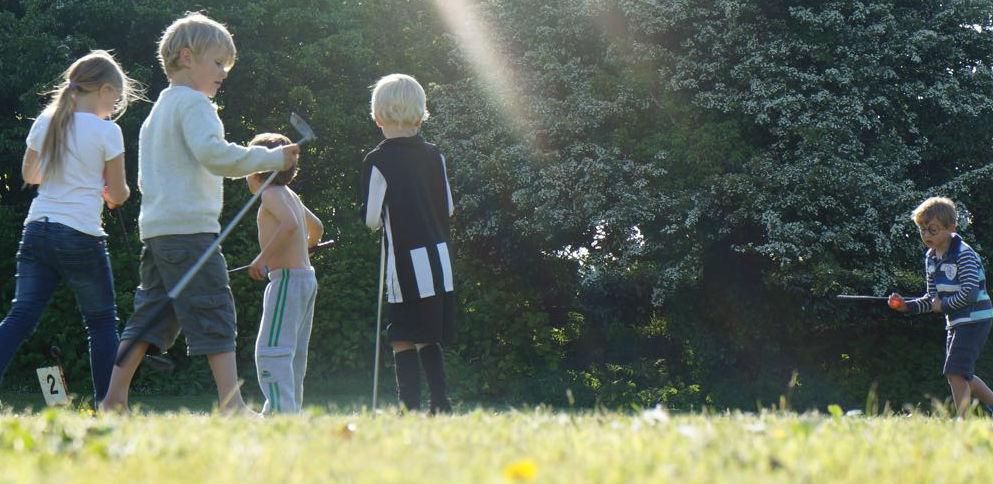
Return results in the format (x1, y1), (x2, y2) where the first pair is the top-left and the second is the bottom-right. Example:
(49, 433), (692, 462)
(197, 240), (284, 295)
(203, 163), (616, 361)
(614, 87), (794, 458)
(430, 0), (531, 135)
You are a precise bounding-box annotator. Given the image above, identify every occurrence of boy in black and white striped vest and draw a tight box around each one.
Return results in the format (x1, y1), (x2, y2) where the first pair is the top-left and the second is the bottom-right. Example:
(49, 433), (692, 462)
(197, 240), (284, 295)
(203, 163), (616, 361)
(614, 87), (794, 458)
(361, 74), (455, 414)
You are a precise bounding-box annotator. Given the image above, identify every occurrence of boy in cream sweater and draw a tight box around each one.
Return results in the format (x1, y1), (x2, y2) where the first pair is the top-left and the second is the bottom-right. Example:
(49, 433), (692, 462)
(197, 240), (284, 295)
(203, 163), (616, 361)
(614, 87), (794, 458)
(100, 13), (298, 413)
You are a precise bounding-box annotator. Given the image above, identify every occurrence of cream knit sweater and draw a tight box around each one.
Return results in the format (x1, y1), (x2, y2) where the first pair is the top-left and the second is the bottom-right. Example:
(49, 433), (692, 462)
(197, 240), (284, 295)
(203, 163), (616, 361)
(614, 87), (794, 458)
(138, 86), (284, 240)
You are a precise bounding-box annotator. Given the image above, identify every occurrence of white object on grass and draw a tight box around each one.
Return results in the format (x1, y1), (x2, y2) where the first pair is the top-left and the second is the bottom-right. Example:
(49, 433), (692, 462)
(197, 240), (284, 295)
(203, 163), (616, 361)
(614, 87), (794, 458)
(36, 366), (68, 406)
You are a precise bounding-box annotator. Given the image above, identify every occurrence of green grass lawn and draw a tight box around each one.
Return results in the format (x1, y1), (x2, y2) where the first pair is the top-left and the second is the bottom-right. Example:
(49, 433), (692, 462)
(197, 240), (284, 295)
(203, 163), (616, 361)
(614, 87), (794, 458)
(2, 405), (993, 483)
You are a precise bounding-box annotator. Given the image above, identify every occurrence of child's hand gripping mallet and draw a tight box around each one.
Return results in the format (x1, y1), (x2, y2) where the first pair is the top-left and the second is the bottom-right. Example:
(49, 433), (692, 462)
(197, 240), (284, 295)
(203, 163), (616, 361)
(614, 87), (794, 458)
(115, 113), (316, 367)
(835, 294), (906, 310)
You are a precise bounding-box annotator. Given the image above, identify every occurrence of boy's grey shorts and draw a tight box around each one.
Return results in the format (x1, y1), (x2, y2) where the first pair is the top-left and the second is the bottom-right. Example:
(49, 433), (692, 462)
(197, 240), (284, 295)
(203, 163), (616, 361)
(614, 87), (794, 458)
(120, 233), (238, 356)
(944, 319), (992, 380)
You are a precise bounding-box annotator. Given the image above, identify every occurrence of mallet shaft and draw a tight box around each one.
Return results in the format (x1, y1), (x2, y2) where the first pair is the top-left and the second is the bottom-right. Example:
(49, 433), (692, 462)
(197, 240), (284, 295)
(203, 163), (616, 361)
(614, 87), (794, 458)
(228, 240), (336, 274)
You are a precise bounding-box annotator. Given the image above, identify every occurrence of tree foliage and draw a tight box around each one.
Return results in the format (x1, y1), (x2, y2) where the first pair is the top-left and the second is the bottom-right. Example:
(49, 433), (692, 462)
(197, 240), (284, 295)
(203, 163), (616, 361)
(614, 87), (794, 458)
(1, 0), (992, 409)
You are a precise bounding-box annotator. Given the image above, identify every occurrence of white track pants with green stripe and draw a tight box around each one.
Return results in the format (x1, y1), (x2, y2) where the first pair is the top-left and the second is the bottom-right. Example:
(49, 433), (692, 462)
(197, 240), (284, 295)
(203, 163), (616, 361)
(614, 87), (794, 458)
(255, 267), (318, 414)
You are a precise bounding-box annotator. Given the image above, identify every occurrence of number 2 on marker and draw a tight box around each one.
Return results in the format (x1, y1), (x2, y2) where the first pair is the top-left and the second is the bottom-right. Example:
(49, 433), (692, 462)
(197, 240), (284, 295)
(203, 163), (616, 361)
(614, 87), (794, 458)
(36, 366), (68, 406)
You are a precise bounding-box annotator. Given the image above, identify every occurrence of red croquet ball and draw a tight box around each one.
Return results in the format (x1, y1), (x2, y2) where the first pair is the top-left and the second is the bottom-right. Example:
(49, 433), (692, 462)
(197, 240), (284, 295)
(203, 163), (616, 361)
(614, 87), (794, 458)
(888, 295), (903, 309)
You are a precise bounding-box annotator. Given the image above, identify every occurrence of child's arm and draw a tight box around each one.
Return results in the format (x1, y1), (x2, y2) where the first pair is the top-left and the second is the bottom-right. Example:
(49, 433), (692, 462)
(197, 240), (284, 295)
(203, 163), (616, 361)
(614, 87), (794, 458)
(303, 205), (324, 247)
(21, 148), (41, 185)
(249, 189), (301, 281)
(102, 154), (130, 208)
(903, 260), (938, 314)
(938, 251), (983, 312)
(180, 96), (298, 177)
(22, 116), (48, 186)
(361, 161), (386, 230)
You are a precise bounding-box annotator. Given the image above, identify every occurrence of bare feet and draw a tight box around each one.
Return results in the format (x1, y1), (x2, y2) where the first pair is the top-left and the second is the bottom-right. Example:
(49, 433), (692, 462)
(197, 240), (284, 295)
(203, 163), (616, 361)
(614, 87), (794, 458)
(97, 400), (130, 414)
(218, 403), (260, 418)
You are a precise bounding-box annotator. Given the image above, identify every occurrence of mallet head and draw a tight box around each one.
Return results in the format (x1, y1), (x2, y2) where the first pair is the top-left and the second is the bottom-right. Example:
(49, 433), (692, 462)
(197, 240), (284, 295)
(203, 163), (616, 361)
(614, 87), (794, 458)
(47, 345), (62, 361)
(290, 112), (316, 145)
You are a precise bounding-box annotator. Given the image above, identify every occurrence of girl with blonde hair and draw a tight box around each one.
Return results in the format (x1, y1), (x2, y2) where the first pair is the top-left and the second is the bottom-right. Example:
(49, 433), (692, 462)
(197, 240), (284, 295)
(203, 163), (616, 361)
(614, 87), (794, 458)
(0, 50), (143, 404)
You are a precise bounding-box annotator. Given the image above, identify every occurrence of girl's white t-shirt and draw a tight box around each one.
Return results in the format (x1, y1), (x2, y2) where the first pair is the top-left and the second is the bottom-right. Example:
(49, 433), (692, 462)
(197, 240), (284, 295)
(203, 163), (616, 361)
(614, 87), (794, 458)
(24, 112), (124, 237)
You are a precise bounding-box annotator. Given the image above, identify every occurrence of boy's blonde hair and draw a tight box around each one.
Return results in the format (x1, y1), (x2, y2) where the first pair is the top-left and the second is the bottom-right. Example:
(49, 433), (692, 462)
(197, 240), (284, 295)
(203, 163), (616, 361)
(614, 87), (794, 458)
(249, 133), (297, 186)
(39, 50), (144, 180)
(912, 197), (957, 228)
(158, 12), (236, 77)
(370, 74), (430, 128)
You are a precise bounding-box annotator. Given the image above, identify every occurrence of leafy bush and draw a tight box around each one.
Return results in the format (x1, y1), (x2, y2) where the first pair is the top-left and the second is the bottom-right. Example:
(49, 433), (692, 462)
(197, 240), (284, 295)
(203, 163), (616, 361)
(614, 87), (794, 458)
(1, 0), (992, 409)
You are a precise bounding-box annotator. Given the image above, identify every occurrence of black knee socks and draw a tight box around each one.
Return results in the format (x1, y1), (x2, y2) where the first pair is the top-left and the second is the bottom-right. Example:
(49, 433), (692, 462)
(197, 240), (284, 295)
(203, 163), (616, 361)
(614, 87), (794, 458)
(418, 344), (452, 414)
(394, 349), (421, 411)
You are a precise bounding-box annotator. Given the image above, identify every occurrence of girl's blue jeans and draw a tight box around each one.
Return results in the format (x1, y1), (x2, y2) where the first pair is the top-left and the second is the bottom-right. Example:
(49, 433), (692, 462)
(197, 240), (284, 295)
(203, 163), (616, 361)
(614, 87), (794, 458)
(0, 220), (120, 402)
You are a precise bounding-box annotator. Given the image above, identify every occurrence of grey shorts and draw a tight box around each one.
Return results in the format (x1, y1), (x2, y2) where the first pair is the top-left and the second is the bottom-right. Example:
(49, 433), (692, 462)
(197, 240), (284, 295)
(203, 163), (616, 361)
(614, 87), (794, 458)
(120, 233), (238, 356)
(944, 319), (992, 380)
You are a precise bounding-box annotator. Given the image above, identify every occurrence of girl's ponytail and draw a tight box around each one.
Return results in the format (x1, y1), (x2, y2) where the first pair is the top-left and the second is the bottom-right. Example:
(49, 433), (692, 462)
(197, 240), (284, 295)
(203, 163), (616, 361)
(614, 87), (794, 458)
(37, 81), (78, 180)
(35, 50), (145, 182)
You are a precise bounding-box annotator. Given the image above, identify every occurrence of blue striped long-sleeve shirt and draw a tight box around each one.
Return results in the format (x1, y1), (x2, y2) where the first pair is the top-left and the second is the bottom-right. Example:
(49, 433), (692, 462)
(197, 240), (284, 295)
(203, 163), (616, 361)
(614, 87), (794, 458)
(905, 234), (993, 329)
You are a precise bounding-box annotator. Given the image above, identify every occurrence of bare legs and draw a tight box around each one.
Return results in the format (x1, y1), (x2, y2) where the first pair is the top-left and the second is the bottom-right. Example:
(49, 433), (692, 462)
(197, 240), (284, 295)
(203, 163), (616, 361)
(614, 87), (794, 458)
(99, 341), (250, 414)
(98, 341), (148, 412)
(947, 374), (993, 416)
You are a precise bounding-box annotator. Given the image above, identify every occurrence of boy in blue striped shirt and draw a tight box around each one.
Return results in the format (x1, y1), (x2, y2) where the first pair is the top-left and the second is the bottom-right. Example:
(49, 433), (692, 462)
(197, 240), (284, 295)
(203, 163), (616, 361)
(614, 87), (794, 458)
(891, 197), (993, 416)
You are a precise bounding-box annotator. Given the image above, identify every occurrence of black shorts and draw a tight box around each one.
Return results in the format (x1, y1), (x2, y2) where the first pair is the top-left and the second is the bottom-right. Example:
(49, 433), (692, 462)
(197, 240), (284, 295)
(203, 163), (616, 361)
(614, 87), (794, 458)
(387, 291), (455, 345)
(944, 319), (992, 380)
